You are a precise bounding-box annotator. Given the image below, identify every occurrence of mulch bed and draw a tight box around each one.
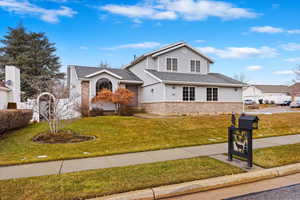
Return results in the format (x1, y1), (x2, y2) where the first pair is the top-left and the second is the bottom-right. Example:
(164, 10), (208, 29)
(33, 130), (95, 144)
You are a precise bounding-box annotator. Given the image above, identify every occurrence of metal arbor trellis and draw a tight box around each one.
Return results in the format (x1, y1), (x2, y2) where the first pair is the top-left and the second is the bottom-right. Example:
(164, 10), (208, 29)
(36, 92), (56, 123)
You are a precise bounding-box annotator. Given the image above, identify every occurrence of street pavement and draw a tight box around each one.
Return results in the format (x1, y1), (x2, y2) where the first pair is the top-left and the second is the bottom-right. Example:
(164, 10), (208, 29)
(227, 183), (300, 200)
(166, 173), (300, 200)
(0, 134), (300, 180)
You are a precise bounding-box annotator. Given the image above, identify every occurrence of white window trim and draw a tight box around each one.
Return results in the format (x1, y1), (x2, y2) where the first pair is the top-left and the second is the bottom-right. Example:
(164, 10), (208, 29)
(206, 87), (219, 102)
(190, 59), (201, 73)
(166, 57), (178, 72)
(183, 86), (196, 101)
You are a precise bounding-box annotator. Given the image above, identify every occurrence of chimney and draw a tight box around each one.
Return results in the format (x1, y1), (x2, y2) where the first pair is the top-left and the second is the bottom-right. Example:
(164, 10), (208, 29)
(5, 65), (21, 103)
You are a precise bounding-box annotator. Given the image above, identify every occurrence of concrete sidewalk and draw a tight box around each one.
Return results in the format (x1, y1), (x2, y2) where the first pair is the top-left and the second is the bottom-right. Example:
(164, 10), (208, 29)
(1, 134), (300, 180)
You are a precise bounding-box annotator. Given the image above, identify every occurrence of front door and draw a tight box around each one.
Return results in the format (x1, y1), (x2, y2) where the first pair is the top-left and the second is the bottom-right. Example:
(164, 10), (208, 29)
(126, 85), (138, 107)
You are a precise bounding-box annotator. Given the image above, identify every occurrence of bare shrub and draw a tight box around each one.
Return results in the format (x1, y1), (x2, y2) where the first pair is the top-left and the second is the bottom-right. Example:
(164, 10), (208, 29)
(0, 109), (32, 134)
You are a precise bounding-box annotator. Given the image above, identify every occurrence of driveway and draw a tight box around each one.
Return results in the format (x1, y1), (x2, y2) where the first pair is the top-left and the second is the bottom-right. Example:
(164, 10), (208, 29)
(245, 107), (300, 115)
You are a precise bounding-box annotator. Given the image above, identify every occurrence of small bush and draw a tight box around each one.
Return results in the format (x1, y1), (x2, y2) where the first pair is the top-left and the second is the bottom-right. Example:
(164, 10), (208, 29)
(0, 109), (33, 134)
(7, 102), (17, 109)
(89, 108), (104, 117)
(127, 107), (146, 114)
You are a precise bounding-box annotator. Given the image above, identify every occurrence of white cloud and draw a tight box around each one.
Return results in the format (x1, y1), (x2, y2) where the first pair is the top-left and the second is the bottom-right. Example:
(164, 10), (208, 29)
(287, 29), (300, 34)
(103, 42), (161, 50)
(198, 46), (278, 59)
(101, 4), (177, 20)
(250, 26), (300, 34)
(250, 26), (283, 34)
(273, 70), (295, 75)
(285, 57), (300, 62)
(101, 0), (258, 21)
(195, 39), (205, 43)
(0, 0), (76, 23)
(79, 46), (88, 50)
(246, 65), (262, 71)
(281, 43), (300, 51)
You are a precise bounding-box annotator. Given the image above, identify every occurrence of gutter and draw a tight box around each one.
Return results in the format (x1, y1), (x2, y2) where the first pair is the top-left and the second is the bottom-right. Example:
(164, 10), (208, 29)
(163, 80), (247, 88)
(119, 80), (143, 84)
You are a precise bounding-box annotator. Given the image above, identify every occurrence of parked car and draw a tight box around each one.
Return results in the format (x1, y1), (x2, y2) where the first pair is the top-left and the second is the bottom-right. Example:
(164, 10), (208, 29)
(244, 99), (254, 105)
(280, 100), (292, 106)
(290, 100), (300, 108)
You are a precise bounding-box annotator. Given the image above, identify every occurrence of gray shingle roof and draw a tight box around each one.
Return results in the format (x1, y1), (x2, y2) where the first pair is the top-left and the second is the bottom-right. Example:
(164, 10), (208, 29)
(253, 85), (289, 93)
(73, 66), (142, 82)
(146, 69), (246, 86)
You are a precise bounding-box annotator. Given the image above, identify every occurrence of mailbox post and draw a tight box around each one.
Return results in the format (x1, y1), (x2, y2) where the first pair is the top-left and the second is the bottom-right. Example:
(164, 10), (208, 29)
(228, 114), (259, 168)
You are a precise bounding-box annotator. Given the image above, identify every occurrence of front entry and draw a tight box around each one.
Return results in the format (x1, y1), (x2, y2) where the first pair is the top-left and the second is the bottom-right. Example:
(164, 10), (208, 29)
(126, 85), (139, 107)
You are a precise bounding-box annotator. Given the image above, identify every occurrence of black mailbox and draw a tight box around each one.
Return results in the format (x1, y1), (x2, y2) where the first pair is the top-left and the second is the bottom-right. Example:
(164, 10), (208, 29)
(238, 115), (259, 130)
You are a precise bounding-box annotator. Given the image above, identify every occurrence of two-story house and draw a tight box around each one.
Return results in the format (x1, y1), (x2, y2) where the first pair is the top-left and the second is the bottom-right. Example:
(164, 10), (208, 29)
(68, 42), (246, 115)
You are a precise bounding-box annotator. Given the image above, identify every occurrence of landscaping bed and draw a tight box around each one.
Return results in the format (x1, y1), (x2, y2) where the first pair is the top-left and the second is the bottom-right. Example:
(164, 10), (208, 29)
(1, 113), (300, 166)
(0, 157), (244, 200)
(32, 130), (95, 144)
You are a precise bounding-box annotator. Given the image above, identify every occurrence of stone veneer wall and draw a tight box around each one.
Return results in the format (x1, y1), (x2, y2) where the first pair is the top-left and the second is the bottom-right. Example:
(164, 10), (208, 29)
(81, 81), (90, 116)
(141, 102), (243, 115)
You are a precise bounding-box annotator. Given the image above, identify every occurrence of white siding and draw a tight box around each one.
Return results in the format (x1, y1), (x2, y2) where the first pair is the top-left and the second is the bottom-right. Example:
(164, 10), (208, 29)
(129, 59), (158, 86)
(5, 66), (20, 103)
(165, 85), (242, 102)
(69, 66), (82, 98)
(141, 83), (165, 103)
(218, 87), (242, 102)
(0, 88), (9, 109)
(156, 46), (210, 74)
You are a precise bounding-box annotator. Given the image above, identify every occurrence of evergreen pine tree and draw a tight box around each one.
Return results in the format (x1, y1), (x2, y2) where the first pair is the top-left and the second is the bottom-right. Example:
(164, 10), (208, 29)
(0, 25), (64, 99)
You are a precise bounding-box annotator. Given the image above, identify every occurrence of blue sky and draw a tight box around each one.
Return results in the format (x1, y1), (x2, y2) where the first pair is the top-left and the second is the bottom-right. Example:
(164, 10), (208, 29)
(0, 0), (300, 85)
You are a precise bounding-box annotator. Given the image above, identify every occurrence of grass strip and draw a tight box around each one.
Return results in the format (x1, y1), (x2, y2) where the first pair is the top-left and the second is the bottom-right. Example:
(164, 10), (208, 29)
(254, 143), (300, 168)
(0, 157), (244, 200)
(1, 113), (300, 166)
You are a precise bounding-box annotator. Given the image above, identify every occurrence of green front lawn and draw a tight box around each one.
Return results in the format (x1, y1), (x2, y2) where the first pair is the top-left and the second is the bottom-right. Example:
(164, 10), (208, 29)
(0, 157), (244, 200)
(1, 113), (300, 166)
(254, 143), (300, 168)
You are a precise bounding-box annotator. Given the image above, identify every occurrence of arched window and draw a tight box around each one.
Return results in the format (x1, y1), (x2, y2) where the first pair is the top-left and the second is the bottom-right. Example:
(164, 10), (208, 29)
(96, 78), (112, 94)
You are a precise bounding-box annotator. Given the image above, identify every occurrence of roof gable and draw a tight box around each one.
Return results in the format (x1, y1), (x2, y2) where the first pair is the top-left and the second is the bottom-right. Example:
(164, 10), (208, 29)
(151, 44), (214, 63)
(85, 69), (122, 79)
(124, 42), (214, 69)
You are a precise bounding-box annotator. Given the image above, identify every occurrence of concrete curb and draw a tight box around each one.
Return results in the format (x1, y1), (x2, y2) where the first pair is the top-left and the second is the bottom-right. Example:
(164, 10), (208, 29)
(90, 163), (300, 200)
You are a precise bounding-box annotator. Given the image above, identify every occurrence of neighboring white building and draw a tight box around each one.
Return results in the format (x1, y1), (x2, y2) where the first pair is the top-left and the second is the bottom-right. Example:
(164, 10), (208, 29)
(243, 85), (290, 104)
(68, 42), (246, 115)
(0, 65), (21, 109)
